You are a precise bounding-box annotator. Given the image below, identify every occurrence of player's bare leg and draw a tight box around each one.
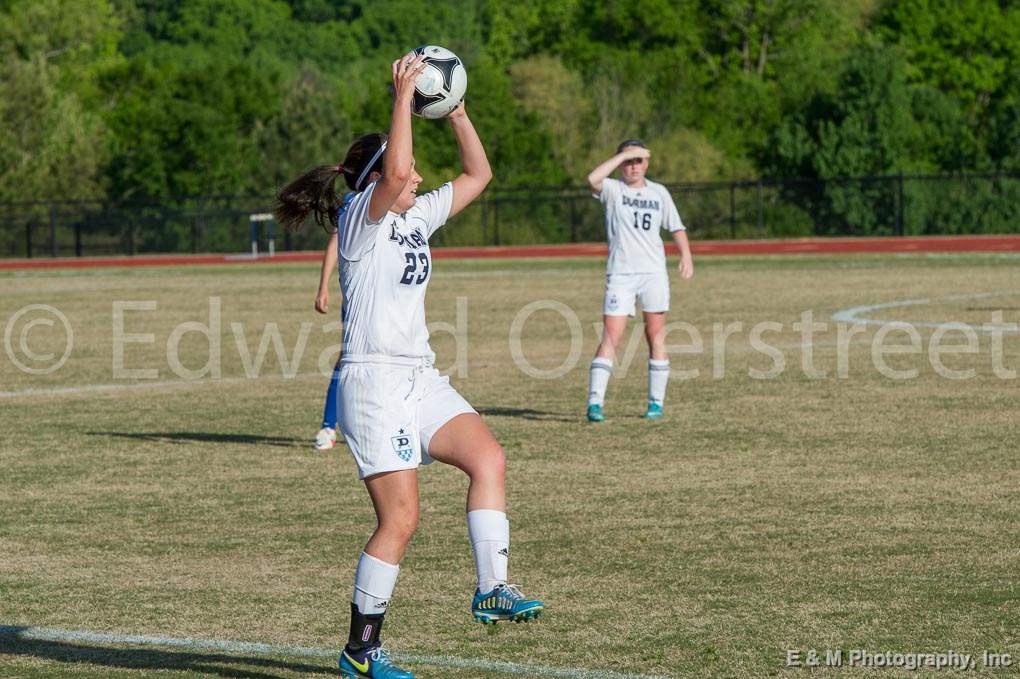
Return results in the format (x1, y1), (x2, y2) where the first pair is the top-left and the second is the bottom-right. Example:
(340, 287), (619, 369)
(427, 413), (505, 512)
(643, 311), (669, 419)
(363, 469), (420, 563)
(588, 315), (628, 421)
(428, 413), (543, 624)
(596, 314), (628, 360)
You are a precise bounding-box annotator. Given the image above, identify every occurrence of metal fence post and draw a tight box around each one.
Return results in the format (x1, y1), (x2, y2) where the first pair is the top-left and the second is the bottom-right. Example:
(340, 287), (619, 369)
(26, 221), (33, 258)
(493, 199), (501, 246)
(569, 196), (579, 243)
(757, 180), (764, 236)
(896, 173), (905, 236)
(480, 200), (488, 247)
(50, 206), (58, 257)
(75, 223), (82, 257)
(729, 182), (737, 238)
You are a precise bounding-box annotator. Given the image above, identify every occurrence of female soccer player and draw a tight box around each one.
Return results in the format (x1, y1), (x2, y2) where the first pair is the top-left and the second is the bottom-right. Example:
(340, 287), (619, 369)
(586, 140), (694, 422)
(275, 53), (543, 679)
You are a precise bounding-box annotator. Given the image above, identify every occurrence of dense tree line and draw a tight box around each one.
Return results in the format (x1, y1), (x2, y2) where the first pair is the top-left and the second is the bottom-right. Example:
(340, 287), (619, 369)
(1, 0), (1018, 211)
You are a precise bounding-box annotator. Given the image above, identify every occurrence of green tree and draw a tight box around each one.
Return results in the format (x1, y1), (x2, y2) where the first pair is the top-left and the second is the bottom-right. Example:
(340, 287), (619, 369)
(104, 45), (284, 197)
(764, 44), (919, 233)
(104, 0), (295, 198)
(510, 55), (593, 179)
(447, 55), (567, 188)
(5, 0), (1016, 238)
(878, 0), (1020, 176)
(877, 0), (1020, 118)
(988, 72), (1020, 171)
(0, 58), (108, 203)
(767, 44), (917, 178)
(0, 0), (121, 202)
(252, 65), (351, 193)
(692, 0), (866, 159)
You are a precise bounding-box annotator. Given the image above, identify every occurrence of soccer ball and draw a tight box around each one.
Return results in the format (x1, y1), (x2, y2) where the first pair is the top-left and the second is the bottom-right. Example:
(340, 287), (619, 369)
(407, 45), (467, 119)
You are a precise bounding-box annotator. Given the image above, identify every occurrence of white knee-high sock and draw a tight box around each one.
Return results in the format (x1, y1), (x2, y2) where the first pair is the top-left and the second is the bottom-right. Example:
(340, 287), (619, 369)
(649, 359), (670, 405)
(352, 552), (400, 615)
(467, 509), (509, 594)
(588, 357), (614, 406)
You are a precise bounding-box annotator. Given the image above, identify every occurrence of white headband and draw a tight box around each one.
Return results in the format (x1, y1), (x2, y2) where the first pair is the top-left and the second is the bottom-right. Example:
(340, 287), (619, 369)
(355, 141), (388, 191)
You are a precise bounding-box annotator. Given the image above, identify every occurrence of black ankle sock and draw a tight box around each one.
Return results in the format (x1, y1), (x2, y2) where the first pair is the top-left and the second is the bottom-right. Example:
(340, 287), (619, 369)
(346, 602), (385, 652)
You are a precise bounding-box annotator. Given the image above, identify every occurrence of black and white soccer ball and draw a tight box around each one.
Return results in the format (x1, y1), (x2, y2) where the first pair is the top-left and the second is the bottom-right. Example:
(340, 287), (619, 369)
(407, 45), (467, 119)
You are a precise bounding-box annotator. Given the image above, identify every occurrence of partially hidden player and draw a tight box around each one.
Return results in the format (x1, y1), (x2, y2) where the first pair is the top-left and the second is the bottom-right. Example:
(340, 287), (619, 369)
(274, 52), (543, 679)
(586, 140), (694, 422)
(313, 227), (342, 451)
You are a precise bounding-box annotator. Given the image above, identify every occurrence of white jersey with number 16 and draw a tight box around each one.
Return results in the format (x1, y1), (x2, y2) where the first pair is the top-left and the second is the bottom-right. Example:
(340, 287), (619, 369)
(596, 177), (685, 275)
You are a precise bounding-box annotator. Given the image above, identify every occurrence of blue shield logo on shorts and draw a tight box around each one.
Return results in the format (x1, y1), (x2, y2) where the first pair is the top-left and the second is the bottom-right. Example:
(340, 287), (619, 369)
(391, 433), (413, 462)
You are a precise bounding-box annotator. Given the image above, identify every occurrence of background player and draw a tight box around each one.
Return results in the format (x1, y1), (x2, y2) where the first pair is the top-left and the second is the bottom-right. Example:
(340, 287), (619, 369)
(586, 139), (694, 422)
(313, 225), (345, 451)
(274, 53), (543, 679)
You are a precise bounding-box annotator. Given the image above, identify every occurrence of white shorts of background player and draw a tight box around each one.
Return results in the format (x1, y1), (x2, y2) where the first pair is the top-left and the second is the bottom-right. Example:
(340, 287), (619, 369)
(602, 271), (670, 317)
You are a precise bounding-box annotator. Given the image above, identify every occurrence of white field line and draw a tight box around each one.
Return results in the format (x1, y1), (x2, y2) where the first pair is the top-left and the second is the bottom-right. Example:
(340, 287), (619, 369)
(0, 371), (326, 400)
(831, 290), (1020, 333)
(0, 625), (670, 679)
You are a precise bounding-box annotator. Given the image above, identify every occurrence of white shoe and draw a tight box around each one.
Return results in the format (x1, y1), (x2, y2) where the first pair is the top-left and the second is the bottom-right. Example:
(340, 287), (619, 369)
(314, 427), (337, 450)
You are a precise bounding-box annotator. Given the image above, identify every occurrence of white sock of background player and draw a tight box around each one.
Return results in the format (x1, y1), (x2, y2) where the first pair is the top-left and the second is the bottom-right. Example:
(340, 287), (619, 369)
(588, 357), (613, 406)
(649, 359), (670, 406)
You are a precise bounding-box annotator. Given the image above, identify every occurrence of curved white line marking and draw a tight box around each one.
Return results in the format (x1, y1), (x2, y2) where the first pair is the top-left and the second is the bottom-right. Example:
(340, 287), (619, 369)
(831, 291), (1020, 334)
(0, 625), (669, 679)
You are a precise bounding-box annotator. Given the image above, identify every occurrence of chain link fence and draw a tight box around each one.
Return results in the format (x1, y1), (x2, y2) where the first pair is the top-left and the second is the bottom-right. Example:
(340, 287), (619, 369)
(3, 173), (1018, 258)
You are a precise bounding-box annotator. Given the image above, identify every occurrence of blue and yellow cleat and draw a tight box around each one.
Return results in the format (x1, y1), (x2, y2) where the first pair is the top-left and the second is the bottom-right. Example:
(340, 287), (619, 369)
(643, 402), (663, 420)
(586, 404), (605, 422)
(339, 646), (414, 679)
(472, 584), (544, 625)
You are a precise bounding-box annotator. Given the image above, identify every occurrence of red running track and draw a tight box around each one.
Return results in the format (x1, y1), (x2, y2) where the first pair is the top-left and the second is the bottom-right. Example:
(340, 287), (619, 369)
(3, 235), (1019, 270)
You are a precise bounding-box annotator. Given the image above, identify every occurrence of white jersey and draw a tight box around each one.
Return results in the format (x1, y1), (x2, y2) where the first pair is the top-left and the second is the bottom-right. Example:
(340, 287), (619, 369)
(596, 177), (685, 274)
(338, 181), (453, 358)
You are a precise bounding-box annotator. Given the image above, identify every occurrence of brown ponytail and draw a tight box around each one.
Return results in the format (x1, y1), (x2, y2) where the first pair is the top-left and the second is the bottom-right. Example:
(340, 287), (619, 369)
(273, 132), (389, 233)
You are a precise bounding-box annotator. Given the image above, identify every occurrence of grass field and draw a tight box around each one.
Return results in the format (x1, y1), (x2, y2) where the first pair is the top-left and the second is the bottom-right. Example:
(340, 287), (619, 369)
(2, 253), (1019, 678)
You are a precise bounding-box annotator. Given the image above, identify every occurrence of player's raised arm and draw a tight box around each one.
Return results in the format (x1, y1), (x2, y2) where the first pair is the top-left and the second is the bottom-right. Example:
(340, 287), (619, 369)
(587, 146), (651, 194)
(447, 103), (492, 218)
(368, 53), (428, 223)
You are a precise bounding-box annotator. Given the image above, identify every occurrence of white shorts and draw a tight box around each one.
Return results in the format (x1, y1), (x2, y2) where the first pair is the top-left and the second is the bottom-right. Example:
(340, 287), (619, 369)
(338, 355), (476, 479)
(603, 272), (670, 316)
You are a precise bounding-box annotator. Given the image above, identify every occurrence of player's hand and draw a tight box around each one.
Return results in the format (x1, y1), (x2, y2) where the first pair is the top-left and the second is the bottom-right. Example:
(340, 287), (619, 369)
(679, 256), (694, 280)
(629, 147), (651, 160)
(315, 290), (329, 314)
(392, 52), (427, 102)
